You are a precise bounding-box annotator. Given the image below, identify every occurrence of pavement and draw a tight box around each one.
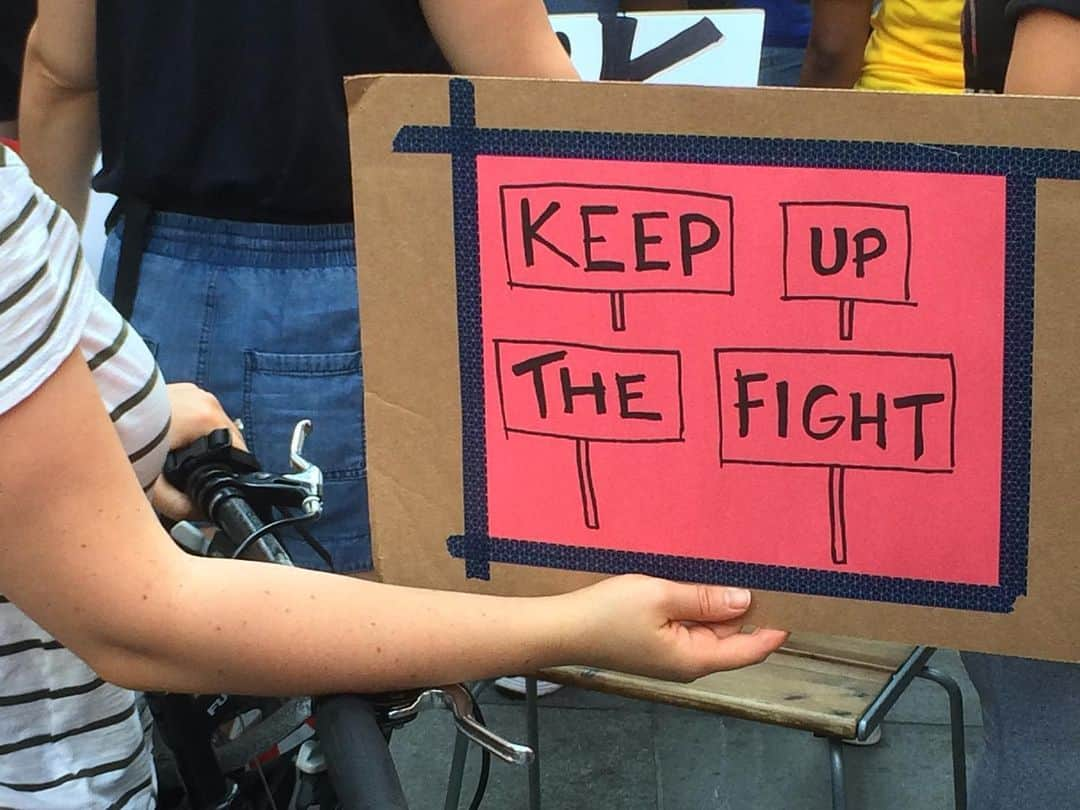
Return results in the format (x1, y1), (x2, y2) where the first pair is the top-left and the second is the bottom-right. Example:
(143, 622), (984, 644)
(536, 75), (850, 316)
(390, 649), (984, 810)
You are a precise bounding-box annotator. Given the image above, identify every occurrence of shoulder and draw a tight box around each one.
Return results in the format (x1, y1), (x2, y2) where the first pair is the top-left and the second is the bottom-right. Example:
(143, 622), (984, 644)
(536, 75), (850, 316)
(0, 147), (96, 415)
(1007, 0), (1080, 21)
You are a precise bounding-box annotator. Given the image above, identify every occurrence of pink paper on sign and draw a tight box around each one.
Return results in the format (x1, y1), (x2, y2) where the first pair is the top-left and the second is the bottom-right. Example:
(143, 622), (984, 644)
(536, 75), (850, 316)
(478, 155), (1006, 586)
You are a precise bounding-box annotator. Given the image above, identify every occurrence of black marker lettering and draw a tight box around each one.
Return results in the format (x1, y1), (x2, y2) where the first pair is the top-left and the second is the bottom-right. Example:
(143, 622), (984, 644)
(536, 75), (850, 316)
(810, 227), (847, 276)
(803, 385), (844, 440)
(511, 350), (568, 419)
(850, 392), (887, 450)
(633, 211), (671, 272)
(893, 393), (946, 460)
(616, 373), (662, 421)
(777, 380), (790, 438)
(734, 369), (768, 438)
(597, 14), (724, 82)
(853, 227), (887, 277)
(561, 367), (607, 415)
(521, 199), (578, 268)
(680, 213), (721, 276)
(581, 205), (625, 272)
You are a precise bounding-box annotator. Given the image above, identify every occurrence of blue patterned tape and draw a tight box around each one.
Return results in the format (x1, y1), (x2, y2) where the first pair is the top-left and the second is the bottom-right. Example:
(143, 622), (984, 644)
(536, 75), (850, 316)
(391, 78), (1074, 612)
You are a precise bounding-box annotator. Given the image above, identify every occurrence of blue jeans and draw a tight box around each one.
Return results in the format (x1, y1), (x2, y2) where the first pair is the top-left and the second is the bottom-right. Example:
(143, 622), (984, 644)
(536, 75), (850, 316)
(758, 45), (806, 87)
(545, 0), (617, 12)
(99, 213), (371, 572)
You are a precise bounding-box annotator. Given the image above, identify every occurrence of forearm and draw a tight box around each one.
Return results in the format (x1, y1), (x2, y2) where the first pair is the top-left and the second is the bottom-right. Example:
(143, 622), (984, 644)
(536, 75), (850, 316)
(420, 0), (579, 79)
(1004, 9), (1080, 96)
(800, 42), (866, 88)
(2, 353), (784, 697)
(102, 554), (577, 695)
(2, 354), (570, 695)
(800, 0), (872, 88)
(18, 23), (100, 226)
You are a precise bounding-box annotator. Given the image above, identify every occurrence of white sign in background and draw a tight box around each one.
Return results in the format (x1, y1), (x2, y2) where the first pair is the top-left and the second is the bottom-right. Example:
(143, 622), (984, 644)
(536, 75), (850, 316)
(551, 10), (764, 87)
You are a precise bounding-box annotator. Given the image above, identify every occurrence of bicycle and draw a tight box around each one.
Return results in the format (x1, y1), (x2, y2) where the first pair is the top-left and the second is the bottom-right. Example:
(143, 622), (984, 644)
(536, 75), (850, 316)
(155, 420), (533, 809)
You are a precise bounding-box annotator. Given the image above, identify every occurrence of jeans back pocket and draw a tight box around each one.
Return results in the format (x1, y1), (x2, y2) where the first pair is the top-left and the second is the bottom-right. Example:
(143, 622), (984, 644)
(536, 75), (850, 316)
(242, 350), (371, 571)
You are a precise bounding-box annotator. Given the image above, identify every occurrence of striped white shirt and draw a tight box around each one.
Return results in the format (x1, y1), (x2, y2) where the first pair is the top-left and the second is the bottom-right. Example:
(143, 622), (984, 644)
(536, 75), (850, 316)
(0, 147), (168, 808)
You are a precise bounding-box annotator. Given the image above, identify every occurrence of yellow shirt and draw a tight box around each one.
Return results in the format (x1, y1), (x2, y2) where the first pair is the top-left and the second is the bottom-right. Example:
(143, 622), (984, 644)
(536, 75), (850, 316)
(857, 0), (965, 93)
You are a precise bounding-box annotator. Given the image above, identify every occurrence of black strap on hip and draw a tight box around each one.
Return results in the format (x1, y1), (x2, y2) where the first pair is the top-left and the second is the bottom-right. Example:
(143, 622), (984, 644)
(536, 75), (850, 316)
(105, 197), (152, 321)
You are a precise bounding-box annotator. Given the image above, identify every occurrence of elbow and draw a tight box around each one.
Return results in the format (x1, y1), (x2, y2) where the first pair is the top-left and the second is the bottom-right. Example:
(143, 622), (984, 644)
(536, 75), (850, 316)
(56, 561), (200, 694)
(60, 622), (179, 694)
(79, 644), (156, 693)
(800, 39), (861, 88)
(23, 28), (98, 97)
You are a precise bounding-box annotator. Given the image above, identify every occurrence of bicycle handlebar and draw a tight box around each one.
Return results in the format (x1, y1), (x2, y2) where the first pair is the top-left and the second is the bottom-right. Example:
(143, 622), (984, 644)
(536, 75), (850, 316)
(163, 428), (410, 810)
(204, 485), (293, 565)
(315, 695), (409, 810)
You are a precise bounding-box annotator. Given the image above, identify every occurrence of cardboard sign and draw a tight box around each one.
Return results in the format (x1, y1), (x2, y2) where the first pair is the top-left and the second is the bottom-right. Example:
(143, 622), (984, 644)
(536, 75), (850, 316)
(550, 10), (764, 87)
(347, 75), (1080, 662)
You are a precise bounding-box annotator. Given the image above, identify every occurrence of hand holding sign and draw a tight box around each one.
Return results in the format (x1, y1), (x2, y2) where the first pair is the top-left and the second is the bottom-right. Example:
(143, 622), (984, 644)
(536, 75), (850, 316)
(567, 575), (788, 680)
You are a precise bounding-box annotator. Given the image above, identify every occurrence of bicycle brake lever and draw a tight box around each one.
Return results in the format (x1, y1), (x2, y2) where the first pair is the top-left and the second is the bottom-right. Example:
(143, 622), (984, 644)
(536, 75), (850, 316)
(289, 419), (313, 471)
(386, 684), (533, 765)
(285, 420), (323, 518)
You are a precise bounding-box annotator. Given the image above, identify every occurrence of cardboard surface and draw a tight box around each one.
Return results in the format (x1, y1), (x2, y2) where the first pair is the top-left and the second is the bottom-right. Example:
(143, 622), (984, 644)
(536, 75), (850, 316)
(347, 74), (1080, 662)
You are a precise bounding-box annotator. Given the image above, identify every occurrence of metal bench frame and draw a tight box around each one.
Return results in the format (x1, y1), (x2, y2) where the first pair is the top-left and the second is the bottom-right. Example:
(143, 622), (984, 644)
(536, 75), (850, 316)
(443, 646), (968, 810)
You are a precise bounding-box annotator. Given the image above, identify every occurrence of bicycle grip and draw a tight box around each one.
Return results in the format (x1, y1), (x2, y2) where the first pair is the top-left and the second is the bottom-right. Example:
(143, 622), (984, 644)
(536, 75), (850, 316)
(315, 694), (409, 810)
(163, 428), (260, 498)
(210, 495), (293, 566)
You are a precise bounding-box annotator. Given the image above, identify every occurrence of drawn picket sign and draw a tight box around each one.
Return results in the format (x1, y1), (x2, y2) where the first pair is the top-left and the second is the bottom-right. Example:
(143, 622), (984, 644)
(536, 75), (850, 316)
(714, 348), (956, 564)
(494, 340), (684, 529)
(346, 75), (1080, 661)
(500, 183), (734, 331)
(781, 202), (914, 341)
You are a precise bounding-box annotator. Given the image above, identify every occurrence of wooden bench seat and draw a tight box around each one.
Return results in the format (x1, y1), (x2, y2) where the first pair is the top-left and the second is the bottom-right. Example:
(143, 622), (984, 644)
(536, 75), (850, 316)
(539, 632), (925, 739)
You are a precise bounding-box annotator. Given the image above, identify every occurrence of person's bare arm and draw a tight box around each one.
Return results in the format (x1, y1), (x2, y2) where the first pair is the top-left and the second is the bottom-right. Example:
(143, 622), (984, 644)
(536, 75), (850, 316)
(19, 0), (99, 226)
(0, 353), (785, 696)
(801, 0), (875, 88)
(1004, 8), (1080, 95)
(419, 0), (579, 79)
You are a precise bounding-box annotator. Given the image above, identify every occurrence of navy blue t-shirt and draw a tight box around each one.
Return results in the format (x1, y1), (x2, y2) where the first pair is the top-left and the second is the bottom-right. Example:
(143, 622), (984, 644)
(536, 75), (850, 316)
(94, 1), (451, 223)
(689, 0), (811, 49)
(0, 1), (36, 121)
(546, 0), (618, 11)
